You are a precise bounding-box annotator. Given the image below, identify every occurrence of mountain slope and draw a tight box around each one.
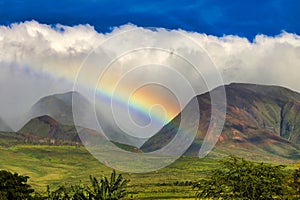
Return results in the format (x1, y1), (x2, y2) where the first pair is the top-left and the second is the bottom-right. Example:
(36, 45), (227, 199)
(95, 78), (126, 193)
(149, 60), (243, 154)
(22, 91), (145, 147)
(28, 91), (81, 125)
(141, 83), (300, 160)
(19, 115), (80, 142)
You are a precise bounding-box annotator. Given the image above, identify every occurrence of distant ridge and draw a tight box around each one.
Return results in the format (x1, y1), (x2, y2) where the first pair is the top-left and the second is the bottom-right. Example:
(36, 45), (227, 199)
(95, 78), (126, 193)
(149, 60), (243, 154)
(28, 91), (83, 125)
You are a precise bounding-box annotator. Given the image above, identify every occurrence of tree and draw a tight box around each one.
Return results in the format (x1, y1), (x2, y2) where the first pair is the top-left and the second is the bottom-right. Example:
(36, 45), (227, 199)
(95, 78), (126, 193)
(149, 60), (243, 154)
(87, 170), (129, 200)
(0, 170), (35, 200)
(193, 155), (287, 200)
(288, 160), (300, 199)
(47, 170), (130, 200)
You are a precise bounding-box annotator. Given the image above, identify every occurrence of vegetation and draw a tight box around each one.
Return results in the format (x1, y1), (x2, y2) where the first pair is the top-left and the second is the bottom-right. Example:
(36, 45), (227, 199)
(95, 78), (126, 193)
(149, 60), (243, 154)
(2, 143), (300, 199)
(46, 170), (129, 200)
(288, 161), (300, 199)
(87, 171), (129, 199)
(0, 144), (211, 199)
(0, 170), (35, 200)
(194, 155), (288, 199)
(0, 170), (129, 200)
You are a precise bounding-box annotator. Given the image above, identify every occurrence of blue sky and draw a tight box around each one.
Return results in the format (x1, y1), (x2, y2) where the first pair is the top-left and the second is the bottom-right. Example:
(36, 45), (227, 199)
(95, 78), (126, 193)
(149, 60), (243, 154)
(0, 0), (299, 40)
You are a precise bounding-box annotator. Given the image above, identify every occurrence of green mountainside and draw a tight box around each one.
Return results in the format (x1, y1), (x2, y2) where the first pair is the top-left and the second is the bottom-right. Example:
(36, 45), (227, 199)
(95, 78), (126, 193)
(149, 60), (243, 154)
(19, 115), (79, 142)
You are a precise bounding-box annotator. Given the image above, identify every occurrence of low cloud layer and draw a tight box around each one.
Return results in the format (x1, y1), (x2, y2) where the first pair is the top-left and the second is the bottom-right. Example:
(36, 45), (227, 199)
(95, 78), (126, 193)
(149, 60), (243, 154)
(0, 21), (300, 130)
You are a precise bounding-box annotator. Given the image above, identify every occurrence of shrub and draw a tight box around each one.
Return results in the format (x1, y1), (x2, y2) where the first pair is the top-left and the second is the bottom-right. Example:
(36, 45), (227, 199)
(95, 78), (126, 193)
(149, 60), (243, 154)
(0, 170), (35, 200)
(47, 170), (130, 200)
(193, 155), (287, 200)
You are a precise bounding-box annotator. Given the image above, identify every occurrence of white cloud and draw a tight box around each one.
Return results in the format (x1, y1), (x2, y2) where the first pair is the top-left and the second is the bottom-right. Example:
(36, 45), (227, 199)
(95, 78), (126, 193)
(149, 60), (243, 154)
(192, 31), (300, 88)
(0, 21), (300, 132)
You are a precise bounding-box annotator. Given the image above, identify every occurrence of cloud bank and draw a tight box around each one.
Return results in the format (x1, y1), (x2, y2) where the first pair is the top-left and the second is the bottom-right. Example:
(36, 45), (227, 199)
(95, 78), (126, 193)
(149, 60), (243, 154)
(0, 21), (300, 130)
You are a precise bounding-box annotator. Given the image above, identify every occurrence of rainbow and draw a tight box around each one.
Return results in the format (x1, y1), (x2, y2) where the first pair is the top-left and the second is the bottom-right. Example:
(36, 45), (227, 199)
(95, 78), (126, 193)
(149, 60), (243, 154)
(18, 59), (180, 126)
(94, 82), (180, 126)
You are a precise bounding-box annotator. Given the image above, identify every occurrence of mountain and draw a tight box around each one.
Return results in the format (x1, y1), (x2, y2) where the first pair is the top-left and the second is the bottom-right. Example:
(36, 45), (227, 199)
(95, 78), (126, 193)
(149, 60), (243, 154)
(4, 84), (300, 160)
(28, 91), (82, 125)
(22, 91), (146, 147)
(19, 115), (80, 142)
(0, 115), (142, 153)
(141, 83), (300, 160)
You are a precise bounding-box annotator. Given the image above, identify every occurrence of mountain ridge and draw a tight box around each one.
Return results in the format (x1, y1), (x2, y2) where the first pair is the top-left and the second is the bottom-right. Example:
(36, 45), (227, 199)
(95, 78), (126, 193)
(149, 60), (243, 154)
(1, 83), (300, 161)
(141, 83), (300, 160)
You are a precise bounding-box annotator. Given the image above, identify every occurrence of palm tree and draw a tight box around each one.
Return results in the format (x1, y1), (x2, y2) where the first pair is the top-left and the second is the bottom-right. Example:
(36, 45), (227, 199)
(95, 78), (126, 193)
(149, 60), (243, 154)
(87, 170), (129, 200)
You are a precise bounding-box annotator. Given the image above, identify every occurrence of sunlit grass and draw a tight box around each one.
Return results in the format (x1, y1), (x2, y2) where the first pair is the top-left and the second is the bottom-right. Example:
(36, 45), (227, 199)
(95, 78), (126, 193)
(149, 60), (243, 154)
(0, 144), (296, 199)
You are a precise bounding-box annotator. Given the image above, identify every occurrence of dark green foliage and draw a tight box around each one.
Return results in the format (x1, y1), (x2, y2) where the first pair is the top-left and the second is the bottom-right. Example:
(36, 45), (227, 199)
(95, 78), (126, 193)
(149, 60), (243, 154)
(87, 170), (129, 199)
(287, 161), (300, 199)
(46, 170), (129, 200)
(46, 185), (71, 200)
(193, 155), (287, 200)
(291, 167), (300, 194)
(0, 170), (35, 200)
(0, 169), (129, 200)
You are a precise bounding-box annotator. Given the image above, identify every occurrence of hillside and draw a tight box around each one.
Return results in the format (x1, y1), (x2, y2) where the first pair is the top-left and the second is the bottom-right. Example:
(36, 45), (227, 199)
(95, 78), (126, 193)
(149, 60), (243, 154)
(26, 91), (145, 147)
(28, 91), (84, 126)
(19, 115), (80, 143)
(141, 83), (300, 160)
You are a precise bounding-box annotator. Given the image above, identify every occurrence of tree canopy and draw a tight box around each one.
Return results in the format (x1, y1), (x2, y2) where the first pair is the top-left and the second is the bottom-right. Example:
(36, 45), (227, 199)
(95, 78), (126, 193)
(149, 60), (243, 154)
(193, 155), (287, 200)
(0, 170), (35, 200)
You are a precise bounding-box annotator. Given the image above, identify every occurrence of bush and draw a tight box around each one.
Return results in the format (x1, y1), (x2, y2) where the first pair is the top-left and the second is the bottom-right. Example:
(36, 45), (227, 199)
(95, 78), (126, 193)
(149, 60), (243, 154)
(0, 169), (130, 200)
(47, 170), (130, 200)
(0, 170), (35, 200)
(193, 155), (287, 200)
(287, 161), (300, 199)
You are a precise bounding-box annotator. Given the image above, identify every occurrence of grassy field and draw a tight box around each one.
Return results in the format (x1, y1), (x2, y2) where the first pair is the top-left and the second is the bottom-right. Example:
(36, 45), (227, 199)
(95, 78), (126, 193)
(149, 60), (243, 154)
(0, 143), (297, 199)
(0, 144), (222, 199)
